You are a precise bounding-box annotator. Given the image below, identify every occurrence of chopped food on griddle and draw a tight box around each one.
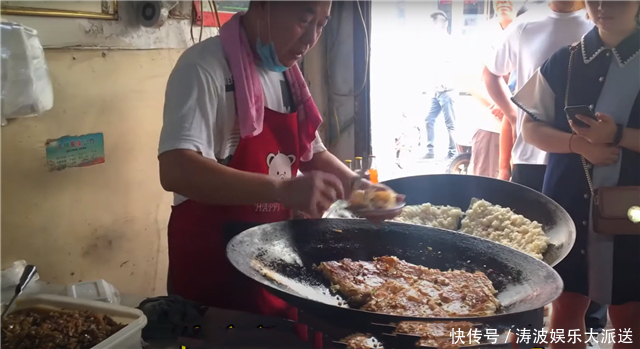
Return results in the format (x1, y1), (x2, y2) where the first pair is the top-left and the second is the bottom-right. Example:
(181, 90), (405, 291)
(315, 256), (424, 306)
(460, 199), (550, 260)
(316, 256), (500, 317)
(1, 308), (126, 349)
(342, 321), (486, 349)
(393, 203), (464, 230)
(389, 199), (551, 260)
(395, 321), (478, 348)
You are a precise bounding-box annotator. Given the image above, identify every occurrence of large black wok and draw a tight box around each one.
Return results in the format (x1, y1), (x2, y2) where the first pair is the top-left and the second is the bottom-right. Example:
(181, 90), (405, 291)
(227, 219), (563, 327)
(379, 174), (576, 267)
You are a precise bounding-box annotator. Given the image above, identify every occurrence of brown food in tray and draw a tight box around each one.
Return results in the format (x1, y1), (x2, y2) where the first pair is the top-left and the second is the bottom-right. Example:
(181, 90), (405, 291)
(1, 308), (126, 349)
(316, 256), (500, 317)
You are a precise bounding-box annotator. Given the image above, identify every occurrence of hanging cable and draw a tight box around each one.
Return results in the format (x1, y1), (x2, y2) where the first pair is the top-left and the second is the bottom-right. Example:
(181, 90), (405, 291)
(190, 1), (196, 44)
(210, 0), (221, 29)
(191, 0), (219, 44)
(199, 0), (204, 42)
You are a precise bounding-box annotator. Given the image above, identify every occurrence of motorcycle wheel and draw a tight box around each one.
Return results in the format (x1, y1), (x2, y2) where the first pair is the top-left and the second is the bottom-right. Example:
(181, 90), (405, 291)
(396, 148), (409, 169)
(447, 152), (471, 175)
(395, 127), (421, 170)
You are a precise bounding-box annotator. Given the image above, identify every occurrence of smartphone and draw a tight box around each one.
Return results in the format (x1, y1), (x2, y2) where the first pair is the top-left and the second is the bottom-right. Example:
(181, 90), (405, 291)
(565, 105), (598, 128)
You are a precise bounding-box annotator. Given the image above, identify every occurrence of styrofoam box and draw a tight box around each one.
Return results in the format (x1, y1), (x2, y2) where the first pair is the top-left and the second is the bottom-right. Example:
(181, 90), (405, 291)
(6, 294), (147, 349)
(65, 279), (121, 304)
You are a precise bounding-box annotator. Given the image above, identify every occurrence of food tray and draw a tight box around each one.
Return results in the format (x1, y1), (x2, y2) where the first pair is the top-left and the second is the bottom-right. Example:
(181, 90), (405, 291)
(3, 293), (147, 349)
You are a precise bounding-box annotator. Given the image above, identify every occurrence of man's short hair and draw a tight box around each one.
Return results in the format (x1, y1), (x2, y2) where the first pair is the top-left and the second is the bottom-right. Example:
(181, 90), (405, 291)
(430, 10), (448, 22)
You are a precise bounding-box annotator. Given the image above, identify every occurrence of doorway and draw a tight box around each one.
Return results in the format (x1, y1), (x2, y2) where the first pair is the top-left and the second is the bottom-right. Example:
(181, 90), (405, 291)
(369, 0), (492, 182)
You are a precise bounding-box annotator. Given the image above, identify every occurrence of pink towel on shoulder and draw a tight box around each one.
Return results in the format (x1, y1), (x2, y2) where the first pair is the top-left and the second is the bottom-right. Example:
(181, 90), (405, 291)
(219, 12), (322, 162)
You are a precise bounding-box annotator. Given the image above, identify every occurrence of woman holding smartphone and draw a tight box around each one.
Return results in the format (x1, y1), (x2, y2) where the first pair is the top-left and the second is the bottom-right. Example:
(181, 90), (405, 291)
(513, 2), (639, 348)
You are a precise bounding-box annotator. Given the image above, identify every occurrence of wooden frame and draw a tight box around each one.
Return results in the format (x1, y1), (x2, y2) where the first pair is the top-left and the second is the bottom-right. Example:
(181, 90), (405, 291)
(353, 0), (372, 158)
(0, 1), (118, 20)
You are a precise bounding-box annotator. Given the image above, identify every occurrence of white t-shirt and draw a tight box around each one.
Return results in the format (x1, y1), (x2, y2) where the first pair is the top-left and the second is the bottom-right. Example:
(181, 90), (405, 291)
(159, 36), (327, 205)
(469, 18), (507, 134)
(429, 31), (457, 93)
(485, 7), (593, 165)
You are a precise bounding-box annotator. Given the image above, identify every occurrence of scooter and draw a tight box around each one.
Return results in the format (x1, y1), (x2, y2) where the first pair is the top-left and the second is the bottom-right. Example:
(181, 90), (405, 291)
(394, 112), (422, 170)
(447, 142), (472, 174)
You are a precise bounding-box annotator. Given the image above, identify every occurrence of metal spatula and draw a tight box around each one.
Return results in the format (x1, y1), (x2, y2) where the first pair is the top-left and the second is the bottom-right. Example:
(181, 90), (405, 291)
(1, 264), (37, 318)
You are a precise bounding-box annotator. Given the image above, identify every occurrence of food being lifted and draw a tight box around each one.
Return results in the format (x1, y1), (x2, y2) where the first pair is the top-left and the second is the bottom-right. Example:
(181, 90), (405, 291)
(393, 203), (463, 230)
(349, 186), (399, 211)
(460, 199), (550, 260)
(2, 308), (126, 349)
(316, 256), (500, 317)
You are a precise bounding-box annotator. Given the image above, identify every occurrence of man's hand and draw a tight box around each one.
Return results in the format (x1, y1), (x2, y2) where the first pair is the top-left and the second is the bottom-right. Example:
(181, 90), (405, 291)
(277, 171), (345, 218)
(489, 104), (504, 121)
(497, 169), (511, 181)
(570, 113), (617, 144)
(574, 136), (621, 166)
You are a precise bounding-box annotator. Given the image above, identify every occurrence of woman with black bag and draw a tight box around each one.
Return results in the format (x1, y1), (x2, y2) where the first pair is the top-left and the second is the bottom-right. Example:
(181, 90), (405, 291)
(513, 1), (640, 348)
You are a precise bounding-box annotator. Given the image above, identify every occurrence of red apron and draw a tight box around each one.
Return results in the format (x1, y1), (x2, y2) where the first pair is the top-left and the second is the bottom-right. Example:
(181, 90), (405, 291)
(167, 107), (323, 348)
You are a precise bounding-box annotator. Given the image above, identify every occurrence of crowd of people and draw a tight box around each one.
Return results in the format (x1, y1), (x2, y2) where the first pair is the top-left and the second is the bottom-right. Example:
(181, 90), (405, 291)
(469, 1), (639, 349)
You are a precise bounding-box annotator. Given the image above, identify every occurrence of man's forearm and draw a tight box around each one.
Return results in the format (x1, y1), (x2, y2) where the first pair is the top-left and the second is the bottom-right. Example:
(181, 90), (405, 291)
(302, 150), (356, 192)
(483, 67), (518, 125)
(620, 128), (640, 153)
(499, 118), (514, 172)
(159, 150), (280, 205)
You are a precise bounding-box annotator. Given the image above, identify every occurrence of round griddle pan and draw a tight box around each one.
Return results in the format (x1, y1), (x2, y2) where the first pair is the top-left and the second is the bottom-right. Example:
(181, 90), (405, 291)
(227, 219), (563, 326)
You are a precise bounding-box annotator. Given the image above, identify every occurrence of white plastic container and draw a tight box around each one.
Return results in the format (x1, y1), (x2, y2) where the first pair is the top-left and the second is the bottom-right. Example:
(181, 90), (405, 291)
(4, 294), (147, 349)
(65, 279), (121, 304)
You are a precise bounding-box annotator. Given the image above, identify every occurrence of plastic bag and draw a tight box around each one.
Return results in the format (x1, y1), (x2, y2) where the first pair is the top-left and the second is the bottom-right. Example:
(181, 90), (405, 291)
(1, 20), (53, 120)
(1, 260), (40, 289)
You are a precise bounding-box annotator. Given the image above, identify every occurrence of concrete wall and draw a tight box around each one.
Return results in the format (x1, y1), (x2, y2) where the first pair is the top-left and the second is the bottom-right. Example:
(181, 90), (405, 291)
(1, 49), (179, 295)
(2, 2), (218, 49)
(1, 3), (351, 297)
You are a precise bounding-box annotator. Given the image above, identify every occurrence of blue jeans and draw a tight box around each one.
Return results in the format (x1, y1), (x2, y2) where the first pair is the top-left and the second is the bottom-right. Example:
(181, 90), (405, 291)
(426, 91), (456, 152)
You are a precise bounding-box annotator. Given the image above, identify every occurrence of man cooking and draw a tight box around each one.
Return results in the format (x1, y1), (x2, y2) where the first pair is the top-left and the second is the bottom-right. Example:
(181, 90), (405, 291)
(158, 1), (393, 345)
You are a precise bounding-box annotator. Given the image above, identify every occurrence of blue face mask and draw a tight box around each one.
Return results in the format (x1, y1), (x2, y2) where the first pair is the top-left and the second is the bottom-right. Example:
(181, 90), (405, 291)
(256, 37), (288, 73)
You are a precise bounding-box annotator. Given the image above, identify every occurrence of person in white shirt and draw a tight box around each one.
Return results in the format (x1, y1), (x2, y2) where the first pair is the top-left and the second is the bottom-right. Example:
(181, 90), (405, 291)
(483, 0), (593, 191)
(157, 2), (398, 348)
(424, 11), (458, 159)
(465, 0), (519, 178)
